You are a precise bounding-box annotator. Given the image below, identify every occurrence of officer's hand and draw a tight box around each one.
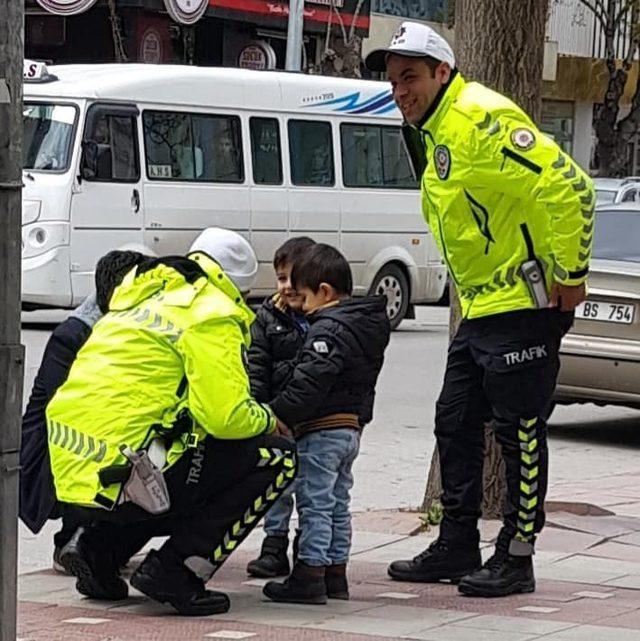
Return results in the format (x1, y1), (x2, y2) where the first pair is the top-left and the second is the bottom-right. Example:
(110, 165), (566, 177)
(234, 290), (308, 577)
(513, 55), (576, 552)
(274, 417), (293, 439)
(549, 282), (586, 312)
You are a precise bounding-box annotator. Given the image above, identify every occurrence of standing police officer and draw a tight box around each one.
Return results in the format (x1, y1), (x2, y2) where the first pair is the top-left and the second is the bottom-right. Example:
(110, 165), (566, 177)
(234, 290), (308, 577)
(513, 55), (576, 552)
(366, 22), (594, 597)
(47, 229), (296, 615)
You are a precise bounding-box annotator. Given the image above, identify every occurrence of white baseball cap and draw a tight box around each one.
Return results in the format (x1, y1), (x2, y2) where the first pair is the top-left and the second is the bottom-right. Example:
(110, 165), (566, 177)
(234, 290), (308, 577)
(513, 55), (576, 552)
(189, 227), (258, 293)
(365, 21), (455, 72)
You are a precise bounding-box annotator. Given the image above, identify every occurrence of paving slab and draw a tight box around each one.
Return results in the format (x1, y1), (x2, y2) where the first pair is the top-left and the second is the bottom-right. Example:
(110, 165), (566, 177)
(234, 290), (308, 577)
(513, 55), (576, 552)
(409, 624), (539, 641)
(350, 534), (437, 564)
(535, 527), (604, 553)
(581, 541), (640, 563)
(594, 607), (640, 630)
(307, 614), (434, 638)
(614, 531), (640, 546)
(604, 574), (640, 589)
(448, 613), (575, 634)
(547, 514), (640, 538)
(540, 624), (640, 641)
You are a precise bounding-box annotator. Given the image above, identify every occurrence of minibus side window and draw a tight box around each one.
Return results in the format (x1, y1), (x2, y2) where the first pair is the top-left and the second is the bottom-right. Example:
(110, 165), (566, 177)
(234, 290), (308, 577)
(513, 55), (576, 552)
(84, 108), (139, 182)
(143, 110), (243, 183)
(250, 117), (282, 185)
(340, 123), (417, 189)
(288, 120), (335, 186)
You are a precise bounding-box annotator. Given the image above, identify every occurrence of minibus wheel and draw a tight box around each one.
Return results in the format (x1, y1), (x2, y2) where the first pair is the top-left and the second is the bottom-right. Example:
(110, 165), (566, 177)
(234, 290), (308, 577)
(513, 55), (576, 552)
(370, 264), (409, 330)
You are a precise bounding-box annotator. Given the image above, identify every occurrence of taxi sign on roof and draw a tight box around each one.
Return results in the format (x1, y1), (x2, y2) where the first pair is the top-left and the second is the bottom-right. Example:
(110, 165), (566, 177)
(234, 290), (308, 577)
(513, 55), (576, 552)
(23, 60), (54, 82)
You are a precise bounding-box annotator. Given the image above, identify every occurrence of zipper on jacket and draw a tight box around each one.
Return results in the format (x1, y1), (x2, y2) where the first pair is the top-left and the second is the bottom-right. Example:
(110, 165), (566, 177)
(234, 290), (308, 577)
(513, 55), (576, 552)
(464, 190), (495, 255)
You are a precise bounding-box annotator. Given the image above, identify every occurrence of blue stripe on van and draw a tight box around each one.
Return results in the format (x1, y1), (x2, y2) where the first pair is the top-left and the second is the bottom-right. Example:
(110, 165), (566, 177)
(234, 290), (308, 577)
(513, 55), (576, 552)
(372, 102), (398, 115)
(351, 93), (395, 114)
(304, 90), (397, 115)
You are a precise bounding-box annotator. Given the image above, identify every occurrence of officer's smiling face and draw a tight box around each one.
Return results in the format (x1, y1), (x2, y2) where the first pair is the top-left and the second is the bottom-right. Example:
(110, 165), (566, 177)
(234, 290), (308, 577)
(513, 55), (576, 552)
(387, 55), (451, 125)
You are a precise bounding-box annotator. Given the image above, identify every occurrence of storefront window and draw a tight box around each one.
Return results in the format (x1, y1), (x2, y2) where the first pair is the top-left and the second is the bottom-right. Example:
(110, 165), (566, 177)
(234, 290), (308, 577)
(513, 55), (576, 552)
(541, 100), (574, 155)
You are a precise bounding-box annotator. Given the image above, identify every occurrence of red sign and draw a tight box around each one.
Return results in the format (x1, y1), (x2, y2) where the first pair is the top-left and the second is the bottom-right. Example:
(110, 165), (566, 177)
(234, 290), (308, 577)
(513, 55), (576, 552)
(209, 0), (371, 35)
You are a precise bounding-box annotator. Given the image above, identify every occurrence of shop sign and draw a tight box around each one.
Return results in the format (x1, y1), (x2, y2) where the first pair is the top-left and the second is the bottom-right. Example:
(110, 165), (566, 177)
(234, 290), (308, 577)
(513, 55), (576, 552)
(35, 0), (98, 16)
(210, 0), (371, 36)
(140, 28), (163, 64)
(164, 0), (209, 25)
(238, 41), (277, 70)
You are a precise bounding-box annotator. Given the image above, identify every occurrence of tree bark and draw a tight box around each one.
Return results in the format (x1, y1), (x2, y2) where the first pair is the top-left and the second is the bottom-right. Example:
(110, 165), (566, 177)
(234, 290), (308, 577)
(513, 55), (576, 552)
(422, 0), (549, 520)
(314, 0), (366, 77)
(578, 0), (640, 177)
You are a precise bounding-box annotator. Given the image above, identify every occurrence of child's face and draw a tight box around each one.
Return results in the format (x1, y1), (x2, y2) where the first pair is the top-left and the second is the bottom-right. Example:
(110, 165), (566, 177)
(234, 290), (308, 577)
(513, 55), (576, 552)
(276, 262), (304, 310)
(298, 283), (340, 314)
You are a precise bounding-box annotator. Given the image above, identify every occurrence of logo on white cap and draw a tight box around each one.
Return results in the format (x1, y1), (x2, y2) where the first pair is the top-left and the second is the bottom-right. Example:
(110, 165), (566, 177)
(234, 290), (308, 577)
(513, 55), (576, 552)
(391, 25), (407, 46)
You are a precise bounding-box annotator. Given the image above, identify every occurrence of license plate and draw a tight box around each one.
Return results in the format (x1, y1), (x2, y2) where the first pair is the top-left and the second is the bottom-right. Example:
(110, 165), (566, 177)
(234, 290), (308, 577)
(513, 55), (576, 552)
(575, 300), (635, 324)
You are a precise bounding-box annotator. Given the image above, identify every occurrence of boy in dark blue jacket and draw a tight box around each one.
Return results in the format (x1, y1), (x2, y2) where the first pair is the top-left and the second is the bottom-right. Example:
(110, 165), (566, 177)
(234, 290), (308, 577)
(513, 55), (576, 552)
(247, 236), (315, 578)
(263, 244), (391, 604)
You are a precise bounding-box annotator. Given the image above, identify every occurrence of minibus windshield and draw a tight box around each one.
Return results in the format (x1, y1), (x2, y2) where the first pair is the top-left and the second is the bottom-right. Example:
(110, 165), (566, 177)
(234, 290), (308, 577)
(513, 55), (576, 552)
(23, 102), (77, 171)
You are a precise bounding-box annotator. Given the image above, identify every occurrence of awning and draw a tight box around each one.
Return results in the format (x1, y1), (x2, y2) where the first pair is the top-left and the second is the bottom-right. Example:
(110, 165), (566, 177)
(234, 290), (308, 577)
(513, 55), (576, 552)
(209, 0), (371, 36)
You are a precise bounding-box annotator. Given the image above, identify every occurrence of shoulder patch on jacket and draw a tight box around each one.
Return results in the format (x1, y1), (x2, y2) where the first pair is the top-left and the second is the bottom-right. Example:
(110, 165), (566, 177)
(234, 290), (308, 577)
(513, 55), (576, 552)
(313, 340), (330, 354)
(511, 128), (536, 151)
(434, 145), (451, 180)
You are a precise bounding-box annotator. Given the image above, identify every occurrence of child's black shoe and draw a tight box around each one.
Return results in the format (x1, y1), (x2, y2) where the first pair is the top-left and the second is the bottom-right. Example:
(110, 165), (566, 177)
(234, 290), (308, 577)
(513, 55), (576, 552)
(263, 562), (327, 604)
(325, 563), (349, 600)
(247, 535), (290, 578)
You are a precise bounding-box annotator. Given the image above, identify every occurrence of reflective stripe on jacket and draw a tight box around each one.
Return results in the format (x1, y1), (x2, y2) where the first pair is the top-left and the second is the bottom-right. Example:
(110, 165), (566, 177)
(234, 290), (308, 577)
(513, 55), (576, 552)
(419, 72), (594, 319)
(46, 252), (275, 508)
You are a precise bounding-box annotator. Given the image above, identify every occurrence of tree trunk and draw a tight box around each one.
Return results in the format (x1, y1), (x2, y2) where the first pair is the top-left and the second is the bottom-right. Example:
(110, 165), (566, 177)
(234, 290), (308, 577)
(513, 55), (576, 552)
(576, 0), (640, 177)
(421, 0), (549, 520)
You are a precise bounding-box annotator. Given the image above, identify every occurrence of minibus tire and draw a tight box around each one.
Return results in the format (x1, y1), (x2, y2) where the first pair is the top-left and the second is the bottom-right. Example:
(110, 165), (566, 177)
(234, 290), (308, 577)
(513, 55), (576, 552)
(370, 264), (409, 331)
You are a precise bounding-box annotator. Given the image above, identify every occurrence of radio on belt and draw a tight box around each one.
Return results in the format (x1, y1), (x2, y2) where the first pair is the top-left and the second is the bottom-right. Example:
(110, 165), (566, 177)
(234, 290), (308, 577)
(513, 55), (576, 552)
(521, 259), (549, 308)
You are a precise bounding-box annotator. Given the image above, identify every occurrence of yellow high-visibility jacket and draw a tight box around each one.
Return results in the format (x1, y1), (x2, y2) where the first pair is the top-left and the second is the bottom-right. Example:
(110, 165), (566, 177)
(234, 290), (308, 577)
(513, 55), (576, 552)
(419, 72), (594, 319)
(46, 252), (275, 508)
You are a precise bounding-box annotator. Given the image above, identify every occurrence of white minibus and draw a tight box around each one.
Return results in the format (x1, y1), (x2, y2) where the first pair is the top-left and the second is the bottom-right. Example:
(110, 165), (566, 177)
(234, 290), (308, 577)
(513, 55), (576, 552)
(22, 61), (446, 328)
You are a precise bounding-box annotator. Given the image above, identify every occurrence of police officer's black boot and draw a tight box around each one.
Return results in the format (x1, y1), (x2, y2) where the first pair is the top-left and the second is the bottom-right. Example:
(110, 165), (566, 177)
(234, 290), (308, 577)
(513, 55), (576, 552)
(59, 527), (128, 600)
(458, 549), (535, 597)
(387, 538), (482, 583)
(130, 549), (230, 616)
(263, 562), (327, 604)
(246, 534), (290, 578)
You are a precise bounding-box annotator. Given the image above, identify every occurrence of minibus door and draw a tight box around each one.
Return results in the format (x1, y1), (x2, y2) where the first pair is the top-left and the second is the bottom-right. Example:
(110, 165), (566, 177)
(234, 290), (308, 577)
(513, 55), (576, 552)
(69, 103), (144, 303)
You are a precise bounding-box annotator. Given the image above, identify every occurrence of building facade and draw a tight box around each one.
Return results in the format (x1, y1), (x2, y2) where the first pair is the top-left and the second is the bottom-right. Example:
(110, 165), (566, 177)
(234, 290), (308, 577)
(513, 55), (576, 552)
(26, 0), (372, 71)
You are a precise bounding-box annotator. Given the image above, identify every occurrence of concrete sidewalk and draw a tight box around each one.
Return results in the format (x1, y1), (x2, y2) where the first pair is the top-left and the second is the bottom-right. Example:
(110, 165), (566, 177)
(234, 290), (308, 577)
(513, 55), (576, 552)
(17, 488), (640, 641)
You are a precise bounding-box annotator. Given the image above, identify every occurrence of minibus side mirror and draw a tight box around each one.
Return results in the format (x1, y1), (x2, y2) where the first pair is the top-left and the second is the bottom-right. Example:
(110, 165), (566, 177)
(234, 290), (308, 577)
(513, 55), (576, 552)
(80, 140), (99, 181)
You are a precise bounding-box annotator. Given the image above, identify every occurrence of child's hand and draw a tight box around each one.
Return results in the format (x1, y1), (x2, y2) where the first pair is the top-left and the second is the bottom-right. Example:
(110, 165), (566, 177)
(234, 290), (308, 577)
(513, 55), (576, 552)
(275, 417), (293, 439)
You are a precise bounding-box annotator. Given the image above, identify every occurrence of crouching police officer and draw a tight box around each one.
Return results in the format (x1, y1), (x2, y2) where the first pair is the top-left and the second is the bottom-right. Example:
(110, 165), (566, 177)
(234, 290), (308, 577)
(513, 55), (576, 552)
(46, 228), (296, 616)
(366, 23), (594, 597)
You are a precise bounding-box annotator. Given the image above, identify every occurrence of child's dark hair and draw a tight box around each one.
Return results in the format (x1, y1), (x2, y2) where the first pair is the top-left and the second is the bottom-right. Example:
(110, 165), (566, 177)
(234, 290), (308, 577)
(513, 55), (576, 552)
(273, 236), (316, 270)
(291, 243), (352, 296)
(95, 250), (148, 313)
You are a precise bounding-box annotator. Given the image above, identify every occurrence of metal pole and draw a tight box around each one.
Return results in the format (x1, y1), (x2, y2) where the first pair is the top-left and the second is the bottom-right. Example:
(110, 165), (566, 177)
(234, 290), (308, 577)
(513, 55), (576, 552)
(285, 0), (304, 71)
(0, 1), (25, 640)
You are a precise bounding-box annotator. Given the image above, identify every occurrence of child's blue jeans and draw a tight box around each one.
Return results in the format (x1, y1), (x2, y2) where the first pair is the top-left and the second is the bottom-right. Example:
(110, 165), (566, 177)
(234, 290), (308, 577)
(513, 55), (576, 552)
(294, 428), (361, 567)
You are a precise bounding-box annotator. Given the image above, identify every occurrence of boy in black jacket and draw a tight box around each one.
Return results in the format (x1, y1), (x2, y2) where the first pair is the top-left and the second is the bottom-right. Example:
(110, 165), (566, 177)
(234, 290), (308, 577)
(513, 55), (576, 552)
(263, 244), (391, 604)
(247, 236), (316, 578)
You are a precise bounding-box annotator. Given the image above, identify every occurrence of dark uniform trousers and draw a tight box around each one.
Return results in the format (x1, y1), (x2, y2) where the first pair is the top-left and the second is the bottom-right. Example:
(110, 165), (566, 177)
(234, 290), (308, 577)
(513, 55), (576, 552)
(70, 433), (297, 576)
(435, 308), (573, 554)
